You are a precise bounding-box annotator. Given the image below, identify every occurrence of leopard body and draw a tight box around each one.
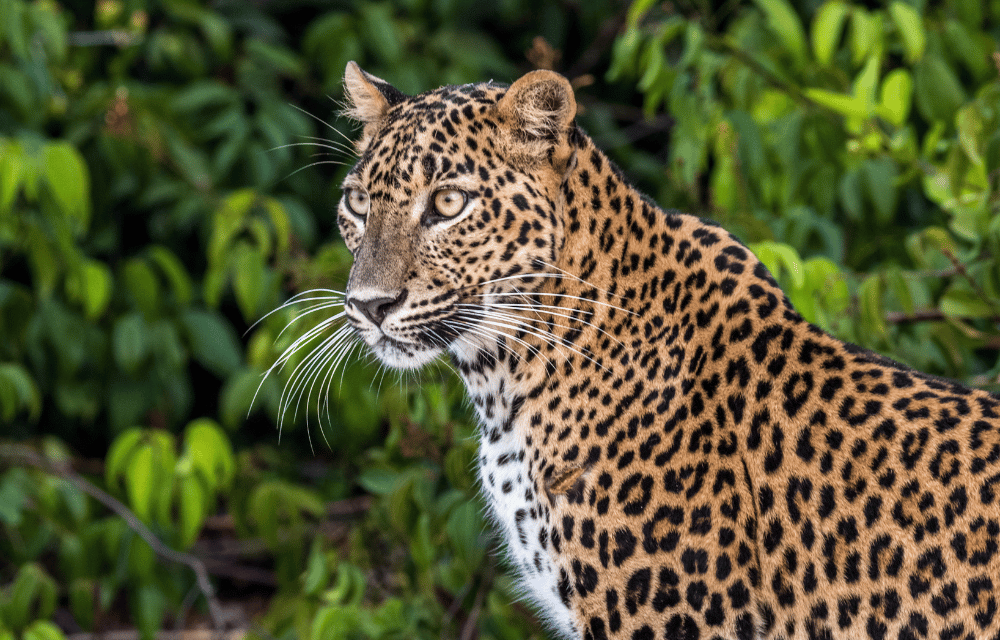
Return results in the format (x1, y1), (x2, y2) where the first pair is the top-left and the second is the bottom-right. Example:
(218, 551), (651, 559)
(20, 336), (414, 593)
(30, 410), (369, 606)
(335, 63), (1000, 640)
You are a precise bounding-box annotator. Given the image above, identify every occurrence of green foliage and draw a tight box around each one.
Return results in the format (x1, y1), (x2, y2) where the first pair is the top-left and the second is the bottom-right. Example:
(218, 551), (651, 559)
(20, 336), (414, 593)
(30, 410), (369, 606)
(1, 0), (617, 638)
(2, 0), (999, 638)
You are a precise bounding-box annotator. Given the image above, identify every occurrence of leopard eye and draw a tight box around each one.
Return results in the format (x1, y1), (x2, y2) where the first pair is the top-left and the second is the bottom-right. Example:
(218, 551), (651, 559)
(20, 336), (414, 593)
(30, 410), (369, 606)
(345, 188), (370, 218)
(432, 189), (467, 219)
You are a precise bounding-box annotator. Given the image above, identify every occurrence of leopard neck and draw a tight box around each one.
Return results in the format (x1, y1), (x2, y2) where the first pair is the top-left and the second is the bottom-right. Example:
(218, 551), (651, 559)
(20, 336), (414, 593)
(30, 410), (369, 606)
(447, 132), (669, 432)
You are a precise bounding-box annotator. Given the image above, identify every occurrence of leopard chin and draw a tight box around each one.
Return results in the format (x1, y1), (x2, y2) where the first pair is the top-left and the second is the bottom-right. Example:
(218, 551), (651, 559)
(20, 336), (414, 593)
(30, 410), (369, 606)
(368, 335), (442, 370)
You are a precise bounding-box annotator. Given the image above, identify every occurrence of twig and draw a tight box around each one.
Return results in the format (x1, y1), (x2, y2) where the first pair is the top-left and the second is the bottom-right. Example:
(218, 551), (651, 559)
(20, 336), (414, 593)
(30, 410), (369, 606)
(440, 581), (476, 640)
(706, 35), (814, 107)
(941, 249), (1000, 314)
(68, 30), (139, 47)
(202, 495), (371, 532)
(67, 632), (244, 640)
(459, 575), (489, 640)
(1, 445), (227, 630)
(885, 309), (1000, 324)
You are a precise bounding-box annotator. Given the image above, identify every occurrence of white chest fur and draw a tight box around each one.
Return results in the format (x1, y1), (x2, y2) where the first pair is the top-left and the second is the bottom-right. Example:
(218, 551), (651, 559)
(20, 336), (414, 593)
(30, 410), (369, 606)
(455, 345), (579, 639)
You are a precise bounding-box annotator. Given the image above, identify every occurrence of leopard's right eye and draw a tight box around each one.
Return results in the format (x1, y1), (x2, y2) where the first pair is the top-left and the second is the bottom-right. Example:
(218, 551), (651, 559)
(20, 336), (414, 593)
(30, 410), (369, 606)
(345, 188), (370, 218)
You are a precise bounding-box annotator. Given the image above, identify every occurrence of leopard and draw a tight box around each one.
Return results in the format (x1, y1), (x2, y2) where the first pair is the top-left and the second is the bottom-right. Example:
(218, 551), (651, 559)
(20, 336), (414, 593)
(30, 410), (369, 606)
(330, 61), (1000, 640)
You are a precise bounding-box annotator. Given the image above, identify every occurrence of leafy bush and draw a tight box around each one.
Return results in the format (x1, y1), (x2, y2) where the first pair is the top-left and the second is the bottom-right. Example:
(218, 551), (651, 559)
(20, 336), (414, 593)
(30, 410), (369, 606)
(1, 0), (999, 639)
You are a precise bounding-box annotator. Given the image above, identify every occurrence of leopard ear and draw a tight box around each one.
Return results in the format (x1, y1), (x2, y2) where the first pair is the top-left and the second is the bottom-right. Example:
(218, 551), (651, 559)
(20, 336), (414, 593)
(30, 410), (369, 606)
(342, 61), (407, 126)
(496, 70), (577, 140)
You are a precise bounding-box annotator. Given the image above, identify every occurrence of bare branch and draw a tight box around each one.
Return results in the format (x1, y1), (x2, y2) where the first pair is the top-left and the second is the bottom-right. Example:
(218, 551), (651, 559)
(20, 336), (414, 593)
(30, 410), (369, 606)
(1, 444), (226, 630)
(885, 309), (1000, 324)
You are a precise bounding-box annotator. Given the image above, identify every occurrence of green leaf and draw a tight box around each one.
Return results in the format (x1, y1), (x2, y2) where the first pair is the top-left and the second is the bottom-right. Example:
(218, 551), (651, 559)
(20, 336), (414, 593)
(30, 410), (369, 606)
(0, 139), (26, 214)
(751, 241), (805, 289)
(180, 309), (242, 377)
(627, 0), (657, 26)
(246, 40), (305, 77)
(80, 260), (112, 320)
(171, 80), (235, 114)
(210, 189), (256, 264)
(862, 158), (899, 223)
(940, 286), (996, 319)
(232, 242), (266, 321)
(0, 468), (30, 525)
(357, 468), (402, 496)
(849, 9), (878, 65)
(446, 500), (485, 568)
(22, 621), (65, 640)
(0, 363), (41, 421)
(878, 69), (912, 127)
(7, 564), (57, 631)
(804, 88), (871, 119)
(889, 2), (925, 63)
(183, 418), (235, 490)
(303, 540), (330, 596)
(410, 512), (434, 570)
(113, 312), (148, 374)
(106, 428), (144, 492)
(58, 533), (85, 582)
(123, 259), (161, 317)
(133, 583), (167, 640)
(125, 445), (155, 522)
(886, 267), (915, 315)
(220, 367), (268, 428)
(42, 142), (90, 233)
(858, 274), (887, 340)
(177, 474), (207, 549)
(852, 54), (879, 108)
(68, 579), (96, 631)
(913, 55), (966, 123)
(147, 246), (193, 306)
(263, 197), (291, 257)
(164, 134), (212, 190)
(956, 105), (984, 167)
(754, 0), (808, 65)
(811, 1), (849, 65)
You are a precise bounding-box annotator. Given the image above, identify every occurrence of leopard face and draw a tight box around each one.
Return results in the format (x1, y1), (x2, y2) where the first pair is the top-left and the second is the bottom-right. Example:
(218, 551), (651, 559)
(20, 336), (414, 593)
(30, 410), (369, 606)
(338, 66), (574, 371)
(324, 63), (1000, 640)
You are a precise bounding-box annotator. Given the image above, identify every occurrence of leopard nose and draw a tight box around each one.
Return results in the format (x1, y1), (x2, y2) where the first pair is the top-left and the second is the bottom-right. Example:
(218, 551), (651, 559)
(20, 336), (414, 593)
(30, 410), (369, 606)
(348, 290), (407, 327)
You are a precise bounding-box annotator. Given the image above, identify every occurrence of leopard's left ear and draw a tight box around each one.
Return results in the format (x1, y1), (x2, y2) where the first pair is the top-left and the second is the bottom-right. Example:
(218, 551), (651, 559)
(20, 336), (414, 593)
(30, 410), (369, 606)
(495, 70), (577, 141)
(343, 62), (407, 147)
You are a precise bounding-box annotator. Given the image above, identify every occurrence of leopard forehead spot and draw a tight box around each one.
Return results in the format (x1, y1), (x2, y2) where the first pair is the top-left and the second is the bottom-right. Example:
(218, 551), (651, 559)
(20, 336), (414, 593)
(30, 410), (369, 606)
(331, 64), (1000, 640)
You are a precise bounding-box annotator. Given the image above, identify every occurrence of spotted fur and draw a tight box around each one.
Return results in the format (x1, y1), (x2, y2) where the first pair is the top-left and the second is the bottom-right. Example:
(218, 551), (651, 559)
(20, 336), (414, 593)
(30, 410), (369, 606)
(335, 63), (1000, 640)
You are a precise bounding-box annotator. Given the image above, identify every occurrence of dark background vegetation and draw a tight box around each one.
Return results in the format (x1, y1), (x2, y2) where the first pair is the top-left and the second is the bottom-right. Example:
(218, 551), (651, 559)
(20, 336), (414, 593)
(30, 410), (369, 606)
(2, 0), (999, 638)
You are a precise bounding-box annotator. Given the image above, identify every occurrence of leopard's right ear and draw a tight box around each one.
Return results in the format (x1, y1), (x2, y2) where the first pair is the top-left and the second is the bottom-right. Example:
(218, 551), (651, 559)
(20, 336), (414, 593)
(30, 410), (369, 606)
(343, 62), (407, 146)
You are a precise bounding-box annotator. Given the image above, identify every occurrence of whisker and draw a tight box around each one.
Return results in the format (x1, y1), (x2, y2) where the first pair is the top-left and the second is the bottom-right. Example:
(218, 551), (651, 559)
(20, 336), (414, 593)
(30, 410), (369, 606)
(278, 324), (353, 423)
(471, 290), (633, 316)
(457, 312), (610, 374)
(275, 305), (346, 341)
(291, 103), (356, 148)
(269, 141), (352, 154)
(457, 303), (622, 347)
(247, 289), (344, 331)
(535, 259), (628, 301)
(446, 317), (554, 369)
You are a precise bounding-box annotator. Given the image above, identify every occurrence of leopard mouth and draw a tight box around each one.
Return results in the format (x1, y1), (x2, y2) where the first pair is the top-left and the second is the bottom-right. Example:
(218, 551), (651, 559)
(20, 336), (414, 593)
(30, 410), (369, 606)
(368, 333), (443, 370)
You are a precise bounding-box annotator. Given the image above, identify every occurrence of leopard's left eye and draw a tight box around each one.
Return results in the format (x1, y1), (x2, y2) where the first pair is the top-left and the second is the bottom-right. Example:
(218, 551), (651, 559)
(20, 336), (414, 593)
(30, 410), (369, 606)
(432, 189), (467, 219)
(345, 188), (370, 218)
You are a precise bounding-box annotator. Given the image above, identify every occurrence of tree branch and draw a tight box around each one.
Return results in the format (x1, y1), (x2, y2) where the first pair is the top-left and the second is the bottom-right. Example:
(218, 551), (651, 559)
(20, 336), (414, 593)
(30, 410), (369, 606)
(1, 444), (227, 630)
(885, 309), (1000, 324)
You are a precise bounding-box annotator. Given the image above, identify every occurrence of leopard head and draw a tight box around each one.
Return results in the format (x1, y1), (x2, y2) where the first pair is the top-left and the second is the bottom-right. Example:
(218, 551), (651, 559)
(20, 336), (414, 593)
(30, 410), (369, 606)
(337, 62), (579, 369)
